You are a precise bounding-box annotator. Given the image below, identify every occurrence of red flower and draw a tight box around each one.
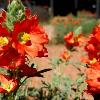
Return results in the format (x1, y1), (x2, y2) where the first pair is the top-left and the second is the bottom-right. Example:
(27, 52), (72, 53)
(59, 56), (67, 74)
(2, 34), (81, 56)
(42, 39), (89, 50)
(85, 33), (100, 60)
(0, 24), (11, 53)
(64, 32), (75, 46)
(75, 34), (86, 46)
(85, 24), (100, 94)
(85, 43), (99, 60)
(85, 44), (97, 53)
(87, 58), (100, 70)
(92, 24), (100, 42)
(86, 68), (100, 93)
(64, 32), (84, 47)
(12, 16), (48, 57)
(0, 74), (18, 93)
(0, 56), (25, 70)
(0, 48), (25, 70)
(25, 8), (31, 18)
(0, 10), (6, 24)
(90, 62), (100, 70)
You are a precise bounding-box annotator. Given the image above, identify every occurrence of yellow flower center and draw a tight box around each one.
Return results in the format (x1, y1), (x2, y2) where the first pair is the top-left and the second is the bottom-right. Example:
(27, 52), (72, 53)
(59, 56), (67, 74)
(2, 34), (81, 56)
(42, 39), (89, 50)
(19, 32), (30, 44)
(77, 38), (81, 42)
(21, 33), (30, 41)
(0, 37), (9, 46)
(90, 58), (97, 64)
(2, 82), (13, 92)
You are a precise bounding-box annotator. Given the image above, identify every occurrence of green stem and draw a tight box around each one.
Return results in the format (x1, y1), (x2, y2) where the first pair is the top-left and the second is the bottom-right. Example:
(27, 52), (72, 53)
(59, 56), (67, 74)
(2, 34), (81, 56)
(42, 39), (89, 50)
(14, 76), (28, 98)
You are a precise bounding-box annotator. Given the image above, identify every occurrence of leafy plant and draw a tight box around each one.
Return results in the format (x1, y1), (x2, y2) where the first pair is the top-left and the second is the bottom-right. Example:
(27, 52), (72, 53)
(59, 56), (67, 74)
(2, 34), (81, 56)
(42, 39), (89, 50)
(81, 19), (97, 35)
(53, 15), (97, 44)
(54, 22), (74, 44)
(24, 56), (87, 100)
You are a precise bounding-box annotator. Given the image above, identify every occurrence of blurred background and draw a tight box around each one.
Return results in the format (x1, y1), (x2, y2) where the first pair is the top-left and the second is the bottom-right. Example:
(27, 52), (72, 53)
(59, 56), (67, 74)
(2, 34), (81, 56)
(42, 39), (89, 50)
(0, 0), (99, 42)
(0, 0), (99, 20)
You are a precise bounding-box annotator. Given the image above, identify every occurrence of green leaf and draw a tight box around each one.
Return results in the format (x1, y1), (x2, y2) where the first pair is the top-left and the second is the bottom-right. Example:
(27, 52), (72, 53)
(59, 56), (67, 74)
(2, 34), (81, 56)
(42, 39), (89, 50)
(79, 83), (87, 93)
(74, 26), (82, 36)
(24, 87), (28, 97)
(52, 74), (61, 87)
(76, 75), (85, 86)
(50, 58), (62, 68)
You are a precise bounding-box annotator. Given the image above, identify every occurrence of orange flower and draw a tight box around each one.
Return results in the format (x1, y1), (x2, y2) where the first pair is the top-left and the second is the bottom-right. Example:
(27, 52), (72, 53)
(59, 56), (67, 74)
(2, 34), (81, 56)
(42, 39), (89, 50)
(60, 51), (70, 61)
(64, 32), (86, 49)
(85, 24), (100, 93)
(0, 74), (18, 93)
(75, 34), (86, 45)
(92, 24), (100, 42)
(85, 44), (97, 53)
(85, 43), (98, 60)
(89, 59), (100, 70)
(86, 68), (100, 93)
(12, 16), (48, 57)
(85, 28), (100, 60)
(64, 32), (75, 45)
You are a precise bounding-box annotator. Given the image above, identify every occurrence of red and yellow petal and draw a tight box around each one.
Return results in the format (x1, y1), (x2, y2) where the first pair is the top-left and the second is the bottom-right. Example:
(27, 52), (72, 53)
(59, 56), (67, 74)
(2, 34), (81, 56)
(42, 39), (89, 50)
(0, 74), (18, 93)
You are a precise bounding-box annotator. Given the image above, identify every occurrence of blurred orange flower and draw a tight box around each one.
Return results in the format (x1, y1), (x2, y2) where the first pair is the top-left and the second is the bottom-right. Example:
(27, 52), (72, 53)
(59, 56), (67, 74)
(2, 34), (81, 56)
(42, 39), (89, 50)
(86, 68), (100, 93)
(60, 51), (70, 61)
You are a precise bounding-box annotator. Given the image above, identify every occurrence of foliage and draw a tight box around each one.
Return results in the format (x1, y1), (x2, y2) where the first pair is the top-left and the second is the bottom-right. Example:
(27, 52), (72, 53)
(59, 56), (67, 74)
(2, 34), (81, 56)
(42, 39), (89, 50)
(4, 0), (25, 31)
(21, 57), (87, 100)
(81, 19), (97, 35)
(53, 15), (97, 44)
(54, 23), (74, 44)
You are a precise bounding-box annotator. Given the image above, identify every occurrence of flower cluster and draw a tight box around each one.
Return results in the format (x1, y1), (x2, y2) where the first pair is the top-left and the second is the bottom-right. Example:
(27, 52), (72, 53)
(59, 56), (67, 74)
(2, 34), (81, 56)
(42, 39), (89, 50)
(64, 32), (85, 50)
(85, 24), (100, 93)
(0, 8), (48, 94)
